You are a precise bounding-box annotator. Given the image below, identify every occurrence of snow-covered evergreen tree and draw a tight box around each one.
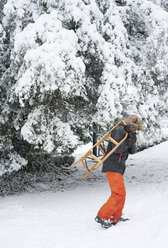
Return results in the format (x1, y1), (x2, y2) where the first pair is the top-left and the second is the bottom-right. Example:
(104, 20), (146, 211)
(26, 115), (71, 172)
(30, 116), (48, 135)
(0, 0), (168, 175)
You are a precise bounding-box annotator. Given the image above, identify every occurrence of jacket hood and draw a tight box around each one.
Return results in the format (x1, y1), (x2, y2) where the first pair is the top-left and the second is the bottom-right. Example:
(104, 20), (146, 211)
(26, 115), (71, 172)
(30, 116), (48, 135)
(125, 115), (144, 132)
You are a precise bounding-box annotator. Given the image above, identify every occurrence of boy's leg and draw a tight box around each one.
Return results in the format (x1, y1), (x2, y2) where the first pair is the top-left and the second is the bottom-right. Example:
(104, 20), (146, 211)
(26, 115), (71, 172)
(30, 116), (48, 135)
(110, 196), (126, 223)
(97, 172), (126, 223)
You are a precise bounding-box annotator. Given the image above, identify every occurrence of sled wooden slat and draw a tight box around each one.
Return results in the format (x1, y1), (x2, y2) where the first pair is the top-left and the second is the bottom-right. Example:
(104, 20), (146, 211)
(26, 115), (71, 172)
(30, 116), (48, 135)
(98, 144), (106, 154)
(74, 119), (128, 179)
(107, 135), (119, 146)
(90, 153), (101, 163)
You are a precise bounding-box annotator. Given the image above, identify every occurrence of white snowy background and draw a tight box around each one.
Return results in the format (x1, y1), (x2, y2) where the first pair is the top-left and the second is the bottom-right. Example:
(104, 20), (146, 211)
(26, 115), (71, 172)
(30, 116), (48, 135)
(0, 1), (168, 247)
(1, 0), (168, 176)
(0, 138), (168, 248)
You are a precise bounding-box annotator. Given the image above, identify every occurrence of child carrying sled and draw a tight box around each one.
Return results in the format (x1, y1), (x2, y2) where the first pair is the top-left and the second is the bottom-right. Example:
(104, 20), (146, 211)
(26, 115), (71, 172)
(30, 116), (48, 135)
(95, 114), (144, 228)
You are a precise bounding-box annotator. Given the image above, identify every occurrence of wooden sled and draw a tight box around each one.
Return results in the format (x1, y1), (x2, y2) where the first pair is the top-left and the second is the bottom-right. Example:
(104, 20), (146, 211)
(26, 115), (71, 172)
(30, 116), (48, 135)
(74, 120), (128, 179)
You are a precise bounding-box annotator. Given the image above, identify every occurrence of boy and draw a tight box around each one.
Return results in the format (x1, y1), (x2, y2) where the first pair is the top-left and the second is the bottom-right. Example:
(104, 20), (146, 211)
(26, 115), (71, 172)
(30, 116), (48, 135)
(95, 115), (143, 228)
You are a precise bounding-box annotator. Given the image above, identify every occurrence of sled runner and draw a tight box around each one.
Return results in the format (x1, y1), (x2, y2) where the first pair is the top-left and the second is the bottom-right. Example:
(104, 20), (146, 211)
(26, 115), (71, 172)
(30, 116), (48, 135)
(74, 119), (128, 179)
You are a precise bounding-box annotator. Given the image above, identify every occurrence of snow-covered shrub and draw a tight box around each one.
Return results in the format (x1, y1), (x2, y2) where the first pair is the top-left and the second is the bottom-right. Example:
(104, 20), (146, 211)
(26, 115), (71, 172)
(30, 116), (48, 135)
(0, 0), (168, 175)
(0, 152), (27, 176)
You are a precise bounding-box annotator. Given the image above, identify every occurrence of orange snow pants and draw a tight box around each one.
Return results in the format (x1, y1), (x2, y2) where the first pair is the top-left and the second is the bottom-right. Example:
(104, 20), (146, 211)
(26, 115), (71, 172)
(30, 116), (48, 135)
(97, 172), (126, 223)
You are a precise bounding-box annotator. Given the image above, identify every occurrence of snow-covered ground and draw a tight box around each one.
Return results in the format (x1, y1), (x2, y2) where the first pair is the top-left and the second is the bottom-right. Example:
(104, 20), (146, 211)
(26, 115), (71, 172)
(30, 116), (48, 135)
(0, 141), (168, 248)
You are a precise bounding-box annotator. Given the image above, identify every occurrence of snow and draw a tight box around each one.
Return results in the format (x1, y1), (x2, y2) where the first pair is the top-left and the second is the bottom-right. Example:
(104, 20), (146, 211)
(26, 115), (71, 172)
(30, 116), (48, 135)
(0, 141), (168, 248)
(1, 0), (168, 170)
(0, 152), (27, 176)
(1, 0), (168, 244)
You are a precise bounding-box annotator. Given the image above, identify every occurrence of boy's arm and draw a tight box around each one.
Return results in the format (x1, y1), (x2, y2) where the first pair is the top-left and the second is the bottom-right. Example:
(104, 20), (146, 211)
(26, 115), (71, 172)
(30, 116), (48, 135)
(128, 143), (137, 154)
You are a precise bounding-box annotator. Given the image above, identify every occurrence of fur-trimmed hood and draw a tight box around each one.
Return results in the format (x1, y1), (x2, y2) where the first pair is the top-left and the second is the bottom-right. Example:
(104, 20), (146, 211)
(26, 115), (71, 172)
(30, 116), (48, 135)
(125, 115), (144, 132)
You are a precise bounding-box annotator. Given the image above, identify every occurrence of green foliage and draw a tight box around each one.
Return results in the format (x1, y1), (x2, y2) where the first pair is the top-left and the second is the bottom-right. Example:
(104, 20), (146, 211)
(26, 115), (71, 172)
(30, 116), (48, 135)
(23, 152), (75, 172)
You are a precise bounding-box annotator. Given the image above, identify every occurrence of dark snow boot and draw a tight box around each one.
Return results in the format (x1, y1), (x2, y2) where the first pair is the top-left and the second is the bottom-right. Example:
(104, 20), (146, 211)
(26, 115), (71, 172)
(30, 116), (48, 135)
(119, 217), (130, 222)
(94, 216), (113, 229)
(94, 216), (102, 223)
(113, 217), (130, 225)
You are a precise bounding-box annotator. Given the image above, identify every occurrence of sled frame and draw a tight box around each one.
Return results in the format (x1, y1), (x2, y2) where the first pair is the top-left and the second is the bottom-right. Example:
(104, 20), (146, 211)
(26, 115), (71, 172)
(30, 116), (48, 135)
(74, 120), (128, 179)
